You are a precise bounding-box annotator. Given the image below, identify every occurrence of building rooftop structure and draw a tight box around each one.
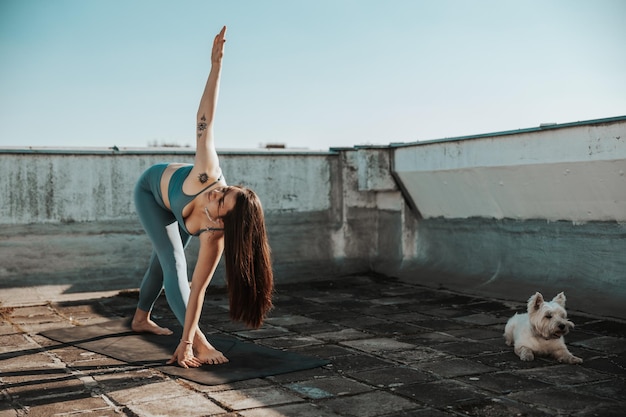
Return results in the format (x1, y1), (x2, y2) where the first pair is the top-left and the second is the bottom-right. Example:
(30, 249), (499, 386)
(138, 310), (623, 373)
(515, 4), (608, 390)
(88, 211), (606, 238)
(1, 115), (625, 415)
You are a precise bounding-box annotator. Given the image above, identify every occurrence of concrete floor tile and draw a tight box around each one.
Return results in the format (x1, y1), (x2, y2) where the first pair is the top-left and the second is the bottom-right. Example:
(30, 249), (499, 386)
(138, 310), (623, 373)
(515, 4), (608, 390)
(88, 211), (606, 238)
(41, 344), (115, 366)
(578, 319), (626, 337)
(420, 307), (468, 318)
(265, 315), (317, 326)
(383, 409), (458, 417)
(50, 302), (109, 323)
(444, 327), (504, 341)
(466, 300), (515, 312)
(575, 404), (626, 417)
(181, 377), (271, 394)
(453, 313), (508, 326)
(382, 312), (431, 322)
(320, 391), (420, 417)
(292, 344), (355, 359)
(70, 316), (115, 327)
(475, 351), (557, 370)
(6, 306), (55, 319)
(432, 340), (506, 357)
(398, 331), (457, 346)
(239, 402), (343, 417)
(577, 378), (626, 401)
(106, 380), (193, 405)
(0, 333), (38, 354)
(581, 355), (626, 376)
(572, 336), (626, 354)
(3, 372), (85, 403)
(258, 335), (324, 349)
(416, 358), (497, 378)
(514, 364), (614, 386)
(454, 397), (551, 417)
(328, 354), (392, 373)
(91, 368), (165, 394)
(336, 317), (391, 332)
(508, 386), (615, 413)
(127, 393), (226, 417)
(285, 376), (372, 399)
(368, 297), (415, 306)
(272, 302), (333, 316)
(385, 346), (449, 365)
(393, 379), (487, 409)
(360, 321), (428, 337)
(460, 371), (551, 394)
(409, 319), (466, 331)
(235, 325), (291, 340)
(0, 322), (19, 336)
(349, 366), (435, 388)
(307, 309), (355, 322)
(0, 351), (66, 372)
(314, 328), (372, 342)
(340, 338), (416, 353)
(266, 366), (336, 384)
(209, 386), (304, 411)
(16, 321), (71, 335)
(286, 321), (344, 335)
(14, 396), (118, 417)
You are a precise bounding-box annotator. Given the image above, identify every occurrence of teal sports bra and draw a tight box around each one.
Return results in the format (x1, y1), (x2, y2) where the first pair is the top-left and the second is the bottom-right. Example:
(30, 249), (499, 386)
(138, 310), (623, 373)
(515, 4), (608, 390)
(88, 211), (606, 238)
(168, 165), (225, 236)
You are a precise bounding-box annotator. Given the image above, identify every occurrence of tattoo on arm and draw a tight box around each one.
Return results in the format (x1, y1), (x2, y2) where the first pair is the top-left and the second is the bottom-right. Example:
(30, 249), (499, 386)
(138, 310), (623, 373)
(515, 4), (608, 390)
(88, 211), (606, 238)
(196, 114), (210, 182)
(197, 114), (208, 139)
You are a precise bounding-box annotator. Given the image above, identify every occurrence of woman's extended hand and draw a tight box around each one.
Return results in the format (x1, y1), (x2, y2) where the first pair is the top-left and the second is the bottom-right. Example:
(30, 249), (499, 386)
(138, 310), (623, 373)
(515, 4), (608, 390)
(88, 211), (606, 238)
(167, 341), (203, 368)
(212, 26), (226, 65)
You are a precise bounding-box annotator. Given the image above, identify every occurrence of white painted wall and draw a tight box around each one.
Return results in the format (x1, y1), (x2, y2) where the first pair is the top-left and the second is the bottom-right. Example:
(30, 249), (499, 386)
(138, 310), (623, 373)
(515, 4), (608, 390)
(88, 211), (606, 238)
(393, 119), (626, 222)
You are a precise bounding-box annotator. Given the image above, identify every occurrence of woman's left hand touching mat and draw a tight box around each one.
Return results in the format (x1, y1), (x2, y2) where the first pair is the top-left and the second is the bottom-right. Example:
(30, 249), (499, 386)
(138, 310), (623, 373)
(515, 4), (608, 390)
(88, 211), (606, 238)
(167, 341), (203, 368)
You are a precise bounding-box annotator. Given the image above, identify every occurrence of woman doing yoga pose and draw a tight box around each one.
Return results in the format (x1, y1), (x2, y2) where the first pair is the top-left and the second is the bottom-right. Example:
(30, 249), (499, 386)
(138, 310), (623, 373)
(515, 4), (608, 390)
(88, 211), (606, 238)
(131, 26), (273, 368)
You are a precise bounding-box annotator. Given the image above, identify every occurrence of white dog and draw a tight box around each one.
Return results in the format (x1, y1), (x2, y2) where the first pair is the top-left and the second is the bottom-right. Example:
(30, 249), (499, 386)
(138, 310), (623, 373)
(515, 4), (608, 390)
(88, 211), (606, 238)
(504, 292), (582, 364)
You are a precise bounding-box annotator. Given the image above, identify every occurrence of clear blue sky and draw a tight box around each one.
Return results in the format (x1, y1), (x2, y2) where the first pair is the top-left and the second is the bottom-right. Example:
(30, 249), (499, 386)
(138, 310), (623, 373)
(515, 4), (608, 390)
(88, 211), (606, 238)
(1, 0), (625, 150)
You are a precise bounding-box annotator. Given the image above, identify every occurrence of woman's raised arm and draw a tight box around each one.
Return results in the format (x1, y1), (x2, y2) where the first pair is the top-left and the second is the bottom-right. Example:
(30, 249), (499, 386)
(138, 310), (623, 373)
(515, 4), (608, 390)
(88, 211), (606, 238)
(192, 26), (227, 182)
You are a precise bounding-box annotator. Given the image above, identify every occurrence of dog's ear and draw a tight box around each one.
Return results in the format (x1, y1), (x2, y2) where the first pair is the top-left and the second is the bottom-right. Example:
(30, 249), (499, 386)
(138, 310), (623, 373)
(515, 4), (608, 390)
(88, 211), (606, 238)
(552, 292), (566, 307)
(527, 292), (544, 312)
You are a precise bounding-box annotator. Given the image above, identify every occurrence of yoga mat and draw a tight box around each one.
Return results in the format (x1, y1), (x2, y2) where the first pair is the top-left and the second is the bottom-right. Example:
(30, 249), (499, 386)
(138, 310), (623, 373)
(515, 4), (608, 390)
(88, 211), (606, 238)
(40, 319), (329, 385)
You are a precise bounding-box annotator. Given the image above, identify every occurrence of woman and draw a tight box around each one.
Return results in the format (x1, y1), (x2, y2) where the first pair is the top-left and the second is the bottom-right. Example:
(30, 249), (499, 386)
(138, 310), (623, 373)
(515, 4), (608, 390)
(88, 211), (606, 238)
(131, 26), (273, 368)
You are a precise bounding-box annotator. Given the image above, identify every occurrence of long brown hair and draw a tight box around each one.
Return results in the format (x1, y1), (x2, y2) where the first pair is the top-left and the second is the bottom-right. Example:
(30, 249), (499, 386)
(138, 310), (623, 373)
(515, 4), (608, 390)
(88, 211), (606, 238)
(222, 187), (274, 329)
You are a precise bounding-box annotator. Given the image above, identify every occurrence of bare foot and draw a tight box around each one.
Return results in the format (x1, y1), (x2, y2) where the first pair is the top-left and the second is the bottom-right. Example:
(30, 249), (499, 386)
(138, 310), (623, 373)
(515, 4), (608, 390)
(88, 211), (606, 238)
(195, 345), (229, 365)
(131, 318), (173, 336)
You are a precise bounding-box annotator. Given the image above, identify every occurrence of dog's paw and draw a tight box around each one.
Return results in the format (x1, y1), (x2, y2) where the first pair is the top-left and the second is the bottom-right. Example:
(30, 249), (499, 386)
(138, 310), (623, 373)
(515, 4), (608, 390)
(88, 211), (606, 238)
(564, 355), (583, 364)
(517, 347), (535, 361)
(555, 350), (583, 364)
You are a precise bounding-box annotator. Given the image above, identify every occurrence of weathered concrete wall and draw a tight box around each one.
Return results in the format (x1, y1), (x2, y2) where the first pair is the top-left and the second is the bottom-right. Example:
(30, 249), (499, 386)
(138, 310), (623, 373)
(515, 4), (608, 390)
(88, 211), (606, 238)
(0, 148), (336, 223)
(0, 147), (386, 303)
(386, 117), (626, 318)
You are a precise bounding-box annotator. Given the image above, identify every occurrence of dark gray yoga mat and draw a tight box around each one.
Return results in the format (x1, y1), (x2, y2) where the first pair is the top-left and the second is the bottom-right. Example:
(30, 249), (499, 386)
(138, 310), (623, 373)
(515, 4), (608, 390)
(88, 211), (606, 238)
(40, 319), (328, 385)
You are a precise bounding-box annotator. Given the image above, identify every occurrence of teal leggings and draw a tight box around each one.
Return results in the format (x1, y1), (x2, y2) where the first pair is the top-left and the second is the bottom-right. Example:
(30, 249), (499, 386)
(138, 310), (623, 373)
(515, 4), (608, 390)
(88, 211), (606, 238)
(133, 164), (191, 325)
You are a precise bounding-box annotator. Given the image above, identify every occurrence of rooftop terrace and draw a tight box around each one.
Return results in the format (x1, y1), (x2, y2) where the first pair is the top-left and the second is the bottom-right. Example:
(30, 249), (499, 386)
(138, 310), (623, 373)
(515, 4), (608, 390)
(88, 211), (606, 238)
(1, 274), (625, 416)
(1, 116), (625, 415)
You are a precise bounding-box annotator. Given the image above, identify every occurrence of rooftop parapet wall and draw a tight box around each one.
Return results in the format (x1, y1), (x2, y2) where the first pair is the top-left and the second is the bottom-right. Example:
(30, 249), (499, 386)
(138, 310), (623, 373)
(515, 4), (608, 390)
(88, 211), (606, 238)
(392, 116), (626, 222)
(1, 116), (625, 318)
(385, 116), (626, 319)
(0, 148), (336, 224)
(0, 147), (400, 297)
